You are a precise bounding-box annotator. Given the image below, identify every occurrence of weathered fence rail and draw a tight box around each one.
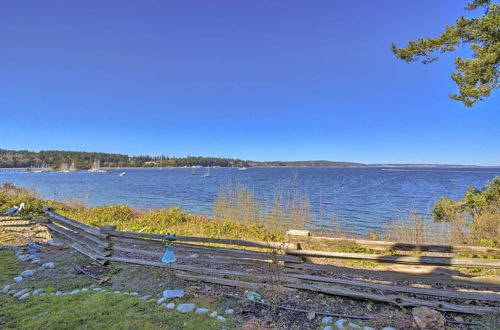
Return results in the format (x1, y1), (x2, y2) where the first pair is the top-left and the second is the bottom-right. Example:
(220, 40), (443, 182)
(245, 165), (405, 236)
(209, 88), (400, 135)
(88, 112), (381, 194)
(1, 208), (499, 315)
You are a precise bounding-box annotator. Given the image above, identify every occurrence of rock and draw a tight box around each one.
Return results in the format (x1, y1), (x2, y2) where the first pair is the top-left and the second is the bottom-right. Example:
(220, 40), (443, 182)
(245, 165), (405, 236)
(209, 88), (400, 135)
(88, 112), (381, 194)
(55, 291), (62, 296)
(7, 290), (17, 295)
(70, 289), (80, 294)
(139, 295), (152, 300)
(209, 311), (218, 318)
(13, 277), (23, 282)
(176, 303), (195, 313)
(18, 254), (31, 261)
(323, 327), (333, 330)
(2, 285), (12, 293)
(321, 316), (333, 324)
(334, 319), (346, 328)
(31, 258), (42, 264)
(32, 289), (45, 296)
(381, 327), (397, 330)
(216, 315), (226, 322)
(412, 307), (445, 330)
(348, 323), (362, 329)
(363, 327), (376, 330)
(93, 288), (103, 291)
(81, 288), (88, 292)
(20, 270), (36, 277)
(19, 292), (31, 300)
(13, 289), (30, 297)
(224, 309), (234, 314)
(166, 303), (175, 309)
(39, 262), (55, 270)
(50, 292), (56, 296)
(130, 292), (139, 296)
(195, 308), (209, 314)
(157, 297), (166, 304)
(114, 291), (121, 294)
(306, 311), (316, 320)
(163, 289), (184, 299)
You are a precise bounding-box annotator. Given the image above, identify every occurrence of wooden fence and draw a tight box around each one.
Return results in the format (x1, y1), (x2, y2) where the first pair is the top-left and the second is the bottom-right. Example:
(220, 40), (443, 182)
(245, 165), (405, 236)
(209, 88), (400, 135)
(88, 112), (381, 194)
(1, 207), (499, 315)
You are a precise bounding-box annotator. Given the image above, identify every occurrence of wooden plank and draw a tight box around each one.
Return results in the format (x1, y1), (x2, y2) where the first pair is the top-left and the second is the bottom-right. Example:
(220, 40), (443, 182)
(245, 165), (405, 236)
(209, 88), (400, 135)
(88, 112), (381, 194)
(284, 262), (500, 287)
(292, 235), (500, 256)
(284, 282), (497, 315)
(108, 229), (293, 250)
(47, 216), (108, 246)
(110, 236), (301, 263)
(46, 223), (111, 255)
(68, 242), (108, 265)
(44, 208), (106, 238)
(113, 246), (282, 267)
(289, 274), (500, 302)
(107, 255), (294, 282)
(285, 250), (500, 268)
(176, 273), (296, 292)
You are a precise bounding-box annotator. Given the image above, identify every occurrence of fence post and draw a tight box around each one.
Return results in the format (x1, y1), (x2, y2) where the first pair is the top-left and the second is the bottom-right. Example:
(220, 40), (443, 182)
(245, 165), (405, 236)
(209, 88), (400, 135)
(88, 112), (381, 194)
(286, 229), (310, 264)
(99, 225), (116, 257)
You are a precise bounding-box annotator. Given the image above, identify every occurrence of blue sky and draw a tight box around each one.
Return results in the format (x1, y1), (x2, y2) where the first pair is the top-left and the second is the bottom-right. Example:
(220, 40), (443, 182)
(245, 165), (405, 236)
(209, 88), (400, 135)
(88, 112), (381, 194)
(1, 1), (499, 165)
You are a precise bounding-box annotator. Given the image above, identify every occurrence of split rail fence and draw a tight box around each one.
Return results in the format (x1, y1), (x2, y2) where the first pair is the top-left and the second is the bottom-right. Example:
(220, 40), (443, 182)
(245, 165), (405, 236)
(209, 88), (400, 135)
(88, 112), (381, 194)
(1, 207), (499, 315)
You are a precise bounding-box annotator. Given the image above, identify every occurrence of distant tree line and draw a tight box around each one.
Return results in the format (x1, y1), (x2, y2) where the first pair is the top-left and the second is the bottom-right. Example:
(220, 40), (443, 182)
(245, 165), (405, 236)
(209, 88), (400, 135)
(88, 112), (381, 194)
(0, 149), (249, 169)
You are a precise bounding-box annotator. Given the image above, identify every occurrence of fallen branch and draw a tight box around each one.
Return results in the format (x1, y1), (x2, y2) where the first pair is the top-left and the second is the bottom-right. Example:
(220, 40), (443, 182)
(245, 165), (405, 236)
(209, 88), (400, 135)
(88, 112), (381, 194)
(73, 264), (103, 281)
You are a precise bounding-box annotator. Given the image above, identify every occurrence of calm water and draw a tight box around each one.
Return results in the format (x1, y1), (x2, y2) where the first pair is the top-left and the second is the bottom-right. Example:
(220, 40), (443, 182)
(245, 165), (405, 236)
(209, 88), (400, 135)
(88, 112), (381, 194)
(1, 167), (498, 234)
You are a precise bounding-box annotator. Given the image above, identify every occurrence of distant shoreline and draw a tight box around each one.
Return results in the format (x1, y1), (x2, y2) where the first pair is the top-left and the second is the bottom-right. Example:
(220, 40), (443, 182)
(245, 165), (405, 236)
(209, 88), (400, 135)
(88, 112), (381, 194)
(1, 165), (500, 170)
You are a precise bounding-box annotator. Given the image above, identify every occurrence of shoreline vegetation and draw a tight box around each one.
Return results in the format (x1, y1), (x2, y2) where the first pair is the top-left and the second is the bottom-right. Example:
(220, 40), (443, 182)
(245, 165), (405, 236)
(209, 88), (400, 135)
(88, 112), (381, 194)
(1, 149), (498, 170)
(1, 177), (498, 248)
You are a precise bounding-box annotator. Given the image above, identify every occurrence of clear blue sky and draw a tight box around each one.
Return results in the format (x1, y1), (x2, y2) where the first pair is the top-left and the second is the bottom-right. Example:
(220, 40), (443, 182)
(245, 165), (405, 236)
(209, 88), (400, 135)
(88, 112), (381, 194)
(1, 1), (499, 165)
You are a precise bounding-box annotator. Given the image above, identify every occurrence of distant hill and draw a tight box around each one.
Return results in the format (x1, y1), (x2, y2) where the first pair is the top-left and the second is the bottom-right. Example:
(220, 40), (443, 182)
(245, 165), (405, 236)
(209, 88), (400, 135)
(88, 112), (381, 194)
(250, 160), (365, 167)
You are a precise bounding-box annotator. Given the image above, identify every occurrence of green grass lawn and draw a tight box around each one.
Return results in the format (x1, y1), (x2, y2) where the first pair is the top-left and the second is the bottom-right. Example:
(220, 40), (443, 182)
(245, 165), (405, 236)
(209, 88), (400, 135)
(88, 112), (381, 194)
(0, 249), (231, 330)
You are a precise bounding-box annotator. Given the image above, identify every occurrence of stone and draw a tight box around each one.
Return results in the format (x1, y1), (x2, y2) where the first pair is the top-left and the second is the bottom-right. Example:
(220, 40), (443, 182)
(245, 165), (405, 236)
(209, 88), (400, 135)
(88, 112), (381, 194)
(70, 289), (80, 294)
(40, 262), (55, 270)
(412, 307), (445, 330)
(166, 303), (175, 309)
(224, 309), (234, 314)
(157, 297), (166, 304)
(306, 311), (316, 320)
(348, 323), (362, 329)
(321, 316), (333, 324)
(81, 288), (88, 292)
(216, 315), (226, 322)
(18, 254), (31, 261)
(363, 327), (376, 330)
(163, 289), (184, 299)
(139, 295), (152, 300)
(195, 308), (209, 314)
(32, 289), (45, 296)
(31, 258), (42, 264)
(381, 328), (397, 330)
(20, 270), (35, 277)
(93, 288), (103, 291)
(130, 292), (139, 296)
(13, 277), (23, 282)
(114, 291), (121, 294)
(19, 292), (31, 300)
(323, 327), (333, 330)
(176, 303), (195, 313)
(2, 284), (12, 293)
(334, 319), (346, 328)
(54, 291), (62, 296)
(7, 290), (17, 295)
(13, 289), (29, 297)
(50, 292), (56, 296)
(209, 311), (218, 318)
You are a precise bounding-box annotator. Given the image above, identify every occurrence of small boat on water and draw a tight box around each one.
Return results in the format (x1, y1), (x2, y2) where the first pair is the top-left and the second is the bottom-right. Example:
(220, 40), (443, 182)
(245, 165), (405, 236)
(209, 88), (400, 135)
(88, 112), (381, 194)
(191, 170), (197, 175)
(88, 160), (109, 173)
(119, 172), (126, 177)
(238, 167), (247, 171)
(202, 168), (210, 178)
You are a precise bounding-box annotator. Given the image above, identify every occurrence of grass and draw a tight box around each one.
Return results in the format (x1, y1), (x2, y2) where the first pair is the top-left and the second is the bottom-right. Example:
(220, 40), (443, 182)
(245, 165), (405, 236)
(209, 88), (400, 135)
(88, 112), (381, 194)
(0, 250), (24, 284)
(0, 292), (228, 329)
(0, 248), (231, 330)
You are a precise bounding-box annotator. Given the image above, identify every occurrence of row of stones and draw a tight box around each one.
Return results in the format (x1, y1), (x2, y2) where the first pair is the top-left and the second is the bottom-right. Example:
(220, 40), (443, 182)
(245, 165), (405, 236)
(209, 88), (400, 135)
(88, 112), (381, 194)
(320, 316), (396, 330)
